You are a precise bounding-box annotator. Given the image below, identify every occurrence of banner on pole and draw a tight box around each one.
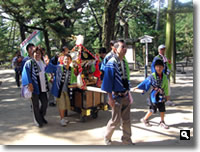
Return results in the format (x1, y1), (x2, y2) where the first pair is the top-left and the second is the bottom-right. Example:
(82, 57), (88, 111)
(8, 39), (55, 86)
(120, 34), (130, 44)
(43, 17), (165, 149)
(20, 30), (43, 57)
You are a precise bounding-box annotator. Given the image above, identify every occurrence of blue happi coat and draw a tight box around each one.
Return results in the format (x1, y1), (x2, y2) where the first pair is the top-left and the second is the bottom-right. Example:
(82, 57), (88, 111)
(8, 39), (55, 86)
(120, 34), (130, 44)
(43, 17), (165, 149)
(137, 72), (169, 103)
(100, 51), (115, 72)
(22, 59), (49, 95)
(101, 55), (130, 93)
(100, 51), (130, 80)
(45, 62), (76, 98)
(21, 56), (31, 72)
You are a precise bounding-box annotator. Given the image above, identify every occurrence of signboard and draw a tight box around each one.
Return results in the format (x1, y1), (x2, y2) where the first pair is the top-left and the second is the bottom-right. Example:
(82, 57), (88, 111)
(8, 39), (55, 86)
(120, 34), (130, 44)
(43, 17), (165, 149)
(139, 35), (153, 78)
(140, 38), (152, 43)
(20, 30), (43, 57)
(125, 45), (135, 64)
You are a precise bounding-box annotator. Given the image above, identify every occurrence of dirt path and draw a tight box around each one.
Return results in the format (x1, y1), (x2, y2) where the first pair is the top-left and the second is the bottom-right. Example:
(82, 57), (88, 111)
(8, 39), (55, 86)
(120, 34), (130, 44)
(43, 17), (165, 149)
(0, 68), (193, 146)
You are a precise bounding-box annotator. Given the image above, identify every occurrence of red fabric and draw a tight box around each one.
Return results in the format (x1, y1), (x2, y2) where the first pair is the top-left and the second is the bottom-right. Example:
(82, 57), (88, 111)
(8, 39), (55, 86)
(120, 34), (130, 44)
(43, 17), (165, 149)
(75, 44), (101, 89)
(158, 74), (162, 80)
(93, 54), (101, 78)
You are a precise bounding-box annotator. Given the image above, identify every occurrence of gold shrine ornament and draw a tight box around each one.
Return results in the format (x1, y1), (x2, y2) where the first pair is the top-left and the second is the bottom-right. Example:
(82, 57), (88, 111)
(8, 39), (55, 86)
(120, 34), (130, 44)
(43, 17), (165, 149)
(83, 52), (88, 59)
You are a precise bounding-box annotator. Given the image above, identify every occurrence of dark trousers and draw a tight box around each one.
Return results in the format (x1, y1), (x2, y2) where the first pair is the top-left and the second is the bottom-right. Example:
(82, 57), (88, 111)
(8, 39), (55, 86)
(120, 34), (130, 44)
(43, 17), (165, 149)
(15, 71), (21, 87)
(31, 92), (48, 126)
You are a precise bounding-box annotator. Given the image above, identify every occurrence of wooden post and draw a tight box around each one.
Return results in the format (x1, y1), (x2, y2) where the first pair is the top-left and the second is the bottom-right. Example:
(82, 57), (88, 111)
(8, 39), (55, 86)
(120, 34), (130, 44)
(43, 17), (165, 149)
(165, 0), (175, 83)
(132, 43), (136, 70)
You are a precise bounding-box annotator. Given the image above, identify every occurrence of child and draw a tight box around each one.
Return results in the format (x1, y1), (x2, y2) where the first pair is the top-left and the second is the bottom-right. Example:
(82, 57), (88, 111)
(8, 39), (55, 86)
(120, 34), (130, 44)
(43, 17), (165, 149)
(134, 59), (169, 129)
(45, 54), (75, 126)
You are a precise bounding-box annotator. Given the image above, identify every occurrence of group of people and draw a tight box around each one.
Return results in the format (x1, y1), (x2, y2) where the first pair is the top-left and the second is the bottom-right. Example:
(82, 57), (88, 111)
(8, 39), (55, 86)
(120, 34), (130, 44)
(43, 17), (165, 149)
(13, 43), (75, 128)
(13, 39), (175, 145)
(100, 40), (175, 145)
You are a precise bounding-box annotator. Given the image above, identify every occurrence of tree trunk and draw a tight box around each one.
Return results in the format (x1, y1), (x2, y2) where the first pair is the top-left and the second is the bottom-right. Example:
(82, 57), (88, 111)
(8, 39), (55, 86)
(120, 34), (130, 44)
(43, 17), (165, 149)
(124, 22), (129, 39)
(155, 0), (161, 30)
(19, 22), (26, 42)
(102, 0), (122, 51)
(165, 0), (175, 83)
(58, 0), (88, 48)
(114, 23), (120, 39)
(43, 29), (51, 58)
(173, 20), (176, 83)
(7, 21), (14, 50)
(12, 21), (16, 51)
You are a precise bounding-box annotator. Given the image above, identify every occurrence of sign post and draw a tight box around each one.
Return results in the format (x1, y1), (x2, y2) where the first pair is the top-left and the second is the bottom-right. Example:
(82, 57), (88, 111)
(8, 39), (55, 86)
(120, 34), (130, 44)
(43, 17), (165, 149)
(139, 35), (153, 78)
(20, 30), (43, 57)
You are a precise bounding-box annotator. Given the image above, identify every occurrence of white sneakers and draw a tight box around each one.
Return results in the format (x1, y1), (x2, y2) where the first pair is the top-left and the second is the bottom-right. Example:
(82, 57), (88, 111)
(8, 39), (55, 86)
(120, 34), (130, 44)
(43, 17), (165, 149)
(165, 100), (176, 106)
(60, 119), (69, 126)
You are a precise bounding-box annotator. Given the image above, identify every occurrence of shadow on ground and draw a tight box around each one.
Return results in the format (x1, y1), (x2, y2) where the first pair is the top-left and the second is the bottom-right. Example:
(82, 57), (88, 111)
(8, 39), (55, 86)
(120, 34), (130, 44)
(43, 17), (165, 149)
(0, 69), (194, 145)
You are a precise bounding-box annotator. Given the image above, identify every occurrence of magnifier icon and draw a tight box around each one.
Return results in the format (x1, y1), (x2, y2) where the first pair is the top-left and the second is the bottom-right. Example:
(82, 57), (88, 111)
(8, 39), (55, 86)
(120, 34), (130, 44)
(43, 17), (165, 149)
(181, 131), (189, 139)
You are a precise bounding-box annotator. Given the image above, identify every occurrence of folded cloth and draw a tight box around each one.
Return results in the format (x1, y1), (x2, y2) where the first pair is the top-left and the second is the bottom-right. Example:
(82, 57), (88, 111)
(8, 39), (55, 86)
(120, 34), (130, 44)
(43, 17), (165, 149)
(21, 85), (32, 99)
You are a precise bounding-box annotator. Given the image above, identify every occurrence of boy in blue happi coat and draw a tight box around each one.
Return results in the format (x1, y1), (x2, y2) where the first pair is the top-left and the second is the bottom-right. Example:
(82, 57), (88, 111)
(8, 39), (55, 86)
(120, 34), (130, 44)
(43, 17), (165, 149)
(151, 44), (175, 106)
(45, 54), (76, 126)
(134, 59), (170, 129)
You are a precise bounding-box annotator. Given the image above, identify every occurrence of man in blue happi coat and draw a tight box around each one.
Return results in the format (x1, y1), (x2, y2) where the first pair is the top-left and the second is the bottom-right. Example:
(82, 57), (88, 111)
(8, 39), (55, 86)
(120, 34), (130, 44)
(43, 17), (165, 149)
(101, 40), (134, 145)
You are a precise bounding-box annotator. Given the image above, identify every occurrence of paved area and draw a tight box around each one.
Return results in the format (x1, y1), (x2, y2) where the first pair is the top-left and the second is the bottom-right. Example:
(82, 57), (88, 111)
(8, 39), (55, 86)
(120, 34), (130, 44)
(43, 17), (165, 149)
(0, 67), (194, 146)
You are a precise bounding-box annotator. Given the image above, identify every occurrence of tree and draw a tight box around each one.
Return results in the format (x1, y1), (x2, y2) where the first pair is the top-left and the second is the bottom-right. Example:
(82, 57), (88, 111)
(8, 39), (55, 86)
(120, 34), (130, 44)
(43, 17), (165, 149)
(0, 0), (193, 68)
(117, 0), (159, 62)
(102, 0), (122, 51)
(155, 0), (165, 30)
(176, 13), (193, 61)
(165, 0), (193, 83)
(0, 0), (89, 57)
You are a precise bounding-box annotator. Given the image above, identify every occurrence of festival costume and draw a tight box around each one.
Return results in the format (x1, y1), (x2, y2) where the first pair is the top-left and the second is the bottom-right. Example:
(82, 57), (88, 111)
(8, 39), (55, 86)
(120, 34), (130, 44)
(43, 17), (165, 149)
(101, 54), (132, 144)
(45, 61), (77, 112)
(45, 62), (76, 98)
(137, 72), (169, 113)
(22, 59), (49, 127)
(151, 54), (172, 99)
(21, 56), (31, 72)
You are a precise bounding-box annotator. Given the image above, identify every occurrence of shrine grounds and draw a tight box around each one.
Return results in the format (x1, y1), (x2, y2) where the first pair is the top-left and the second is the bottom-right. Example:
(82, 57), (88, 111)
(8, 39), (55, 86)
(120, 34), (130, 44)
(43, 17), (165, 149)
(0, 66), (194, 147)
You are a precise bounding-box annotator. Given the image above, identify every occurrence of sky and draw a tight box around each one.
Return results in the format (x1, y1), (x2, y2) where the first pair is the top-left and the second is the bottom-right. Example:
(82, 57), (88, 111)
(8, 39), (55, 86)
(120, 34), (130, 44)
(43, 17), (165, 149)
(179, 0), (192, 2)
(153, 0), (193, 8)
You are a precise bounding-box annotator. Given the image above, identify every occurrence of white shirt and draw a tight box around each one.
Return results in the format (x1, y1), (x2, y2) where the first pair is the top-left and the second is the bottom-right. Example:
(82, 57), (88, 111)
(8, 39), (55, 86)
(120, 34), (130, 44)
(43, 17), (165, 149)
(36, 60), (47, 92)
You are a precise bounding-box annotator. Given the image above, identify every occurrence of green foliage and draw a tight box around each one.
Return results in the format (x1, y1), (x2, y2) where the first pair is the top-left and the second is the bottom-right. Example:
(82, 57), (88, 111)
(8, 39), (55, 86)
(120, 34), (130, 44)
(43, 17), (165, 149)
(0, 0), (193, 65)
(176, 13), (193, 61)
(117, 0), (162, 63)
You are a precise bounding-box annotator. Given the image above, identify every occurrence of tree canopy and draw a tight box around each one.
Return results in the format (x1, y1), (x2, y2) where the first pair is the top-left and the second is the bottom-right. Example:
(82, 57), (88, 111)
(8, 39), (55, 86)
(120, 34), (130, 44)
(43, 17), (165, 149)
(0, 0), (193, 66)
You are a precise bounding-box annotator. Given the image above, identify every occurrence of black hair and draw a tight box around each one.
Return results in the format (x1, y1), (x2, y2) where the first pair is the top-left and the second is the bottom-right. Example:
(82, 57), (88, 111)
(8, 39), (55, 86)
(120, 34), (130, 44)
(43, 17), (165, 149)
(99, 47), (107, 54)
(113, 39), (125, 49)
(118, 39), (124, 43)
(15, 50), (20, 55)
(41, 48), (45, 51)
(110, 40), (116, 46)
(26, 43), (35, 51)
(154, 59), (164, 67)
(64, 54), (72, 60)
(32, 46), (43, 57)
(62, 46), (68, 52)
